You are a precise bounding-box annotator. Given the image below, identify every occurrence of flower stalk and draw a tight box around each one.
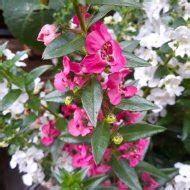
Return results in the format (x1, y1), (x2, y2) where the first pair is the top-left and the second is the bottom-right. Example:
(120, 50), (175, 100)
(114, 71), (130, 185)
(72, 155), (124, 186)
(72, 0), (87, 34)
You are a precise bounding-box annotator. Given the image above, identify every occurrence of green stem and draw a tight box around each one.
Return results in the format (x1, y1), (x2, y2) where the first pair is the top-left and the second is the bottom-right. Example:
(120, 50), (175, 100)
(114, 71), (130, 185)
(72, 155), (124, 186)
(73, 0), (87, 34)
(40, 0), (49, 6)
(41, 104), (60, 119)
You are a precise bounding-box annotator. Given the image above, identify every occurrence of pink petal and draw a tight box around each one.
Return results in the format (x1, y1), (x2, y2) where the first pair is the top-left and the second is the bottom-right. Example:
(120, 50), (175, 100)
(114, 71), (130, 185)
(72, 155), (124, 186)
(82, 54), (106, 74)
(123, 86), (137, 97)
(108, 88), (121, 105)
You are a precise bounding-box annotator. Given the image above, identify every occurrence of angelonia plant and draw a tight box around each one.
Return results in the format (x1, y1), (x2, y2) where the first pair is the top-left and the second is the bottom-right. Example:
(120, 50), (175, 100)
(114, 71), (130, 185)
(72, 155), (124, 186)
(0, 1), (180, 190)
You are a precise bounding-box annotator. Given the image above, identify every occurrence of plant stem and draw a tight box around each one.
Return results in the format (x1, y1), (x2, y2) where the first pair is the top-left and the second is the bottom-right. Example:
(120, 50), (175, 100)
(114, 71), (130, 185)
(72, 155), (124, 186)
(41, 104), (60, 119)
(40, 0), (49, 6)
(73, 0), (87, 34)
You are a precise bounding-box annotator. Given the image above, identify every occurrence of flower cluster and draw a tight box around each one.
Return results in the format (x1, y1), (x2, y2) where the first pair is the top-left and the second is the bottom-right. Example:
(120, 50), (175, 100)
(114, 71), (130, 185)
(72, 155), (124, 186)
(10, 146), (45, 186)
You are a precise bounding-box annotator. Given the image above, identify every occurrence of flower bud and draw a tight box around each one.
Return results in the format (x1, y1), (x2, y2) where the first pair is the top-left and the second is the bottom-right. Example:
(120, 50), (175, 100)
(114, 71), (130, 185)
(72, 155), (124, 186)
(105, 114), (116, 124)
(112, 133), (123, 145)
(65, 96), (72, 105)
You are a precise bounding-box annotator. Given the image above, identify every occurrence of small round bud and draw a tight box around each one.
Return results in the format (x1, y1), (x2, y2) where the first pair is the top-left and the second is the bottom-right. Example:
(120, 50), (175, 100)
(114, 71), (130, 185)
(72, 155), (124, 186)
(105, 114), (116, 124)
(112, 133), (123, 145)
(65, 96), (72, 105)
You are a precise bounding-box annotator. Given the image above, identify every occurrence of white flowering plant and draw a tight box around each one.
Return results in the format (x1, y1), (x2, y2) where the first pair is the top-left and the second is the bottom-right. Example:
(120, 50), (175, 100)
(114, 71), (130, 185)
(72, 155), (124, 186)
(0, 0), (190, 189)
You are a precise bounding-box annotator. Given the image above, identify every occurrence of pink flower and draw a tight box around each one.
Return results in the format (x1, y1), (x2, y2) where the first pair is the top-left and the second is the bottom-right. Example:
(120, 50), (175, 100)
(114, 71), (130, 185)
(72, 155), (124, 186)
(54, 56), (87, 92)
(72, 145), (92, 168)
(40, 120), (60, 146)
(117, 111), (141, 125)
(118, 139), (149, 167)
(37, 24), (59, 46)
(61, 104), (77, 118)
(83, 24), (126, 73)
(72, 13), (91, 28)
(117, 180), (129, 190)
(140, 172), (158, 190)
(104, 68), (137, 105)
(70, 144), (111, 177)
(67, 107), (93, 136)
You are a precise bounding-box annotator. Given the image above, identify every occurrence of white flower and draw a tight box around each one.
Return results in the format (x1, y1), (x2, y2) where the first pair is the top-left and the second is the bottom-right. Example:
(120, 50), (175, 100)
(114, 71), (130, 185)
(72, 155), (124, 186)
(140, 25), (171, 49)
(169, 26), (190, 57)
(104, 16), (113, 24)
(143, 0), (169, 22)
(33, 78), (44, 94)
(3, 49), (27, 67)
(54, 151), (74, 173)
(0, 81), (8, 100)
(10, 147), (45, 186)
(3, 93), (29, 117)
(113, 12), (122, 23)
(134, 66), (158, 87)
(178, 61), (190, 79)
(22, 173), (33, 186)
(147, 88), (175, 112)
(159, 75), (184, 96)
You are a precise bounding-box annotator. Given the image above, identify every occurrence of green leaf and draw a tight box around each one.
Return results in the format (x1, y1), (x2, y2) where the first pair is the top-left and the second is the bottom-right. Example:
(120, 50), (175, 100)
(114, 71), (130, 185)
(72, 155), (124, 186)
(171, 17), (186, 29)
(159, 43), (173, 54)
(56, 117), (67, 131)
(137, 161), (168, 179)
(92, 123), (110, 164)
(123, 52), (151, 68)
(28, 95), (40, 111)
(116, 96), (158, 111)
(44, 90), (67, 103)
(120, 40), (139, 53)
(74, 167), (89, 181)
(43, 35), (84, 59)
(111, 155), (142, 190)
(0, 89), (22, 111)
(0, 41), (8, 56)
(88, 5), (114, 27)
(182, 115), (190, 141)
(118, 123), (166, 141)
(83, 176), (107, 189)
(2, 0), (54, 49)
(92, 0), (141, 8)
(60, 134), (91, 144)
(0, 69), (25, 89)
(158, 168), (178, 187)
(81, 80), (103, 127)
(27, 65), (52, 85)
(154, 65), (168, 78)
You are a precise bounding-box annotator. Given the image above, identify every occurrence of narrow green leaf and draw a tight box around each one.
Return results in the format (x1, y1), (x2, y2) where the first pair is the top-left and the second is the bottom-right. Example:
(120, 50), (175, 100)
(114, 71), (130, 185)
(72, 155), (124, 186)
(88, 5), (114, 27)
(118, 123), (166, 141)
(158, 168), (178, 187)
(44, 90), (66, 103)
(123, 52), (151, 68)
(74, 167), (89, 181)
(92, 123), (110, 164)
(111, 155), (142, 190)
(116, 96), (158, 111)
(27, 65), (52, 85)
(83, 175), (107, 189)
(120, 40), (139, 53)
(182, 116), (190, 141)
(137, 161), (168, 179)
(81, 80), (103, 127)
(43, 35), (84, 59)
(60, 134), (91, 144)
(92, 0), (141, 8)
(0, 89), (22, 111)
